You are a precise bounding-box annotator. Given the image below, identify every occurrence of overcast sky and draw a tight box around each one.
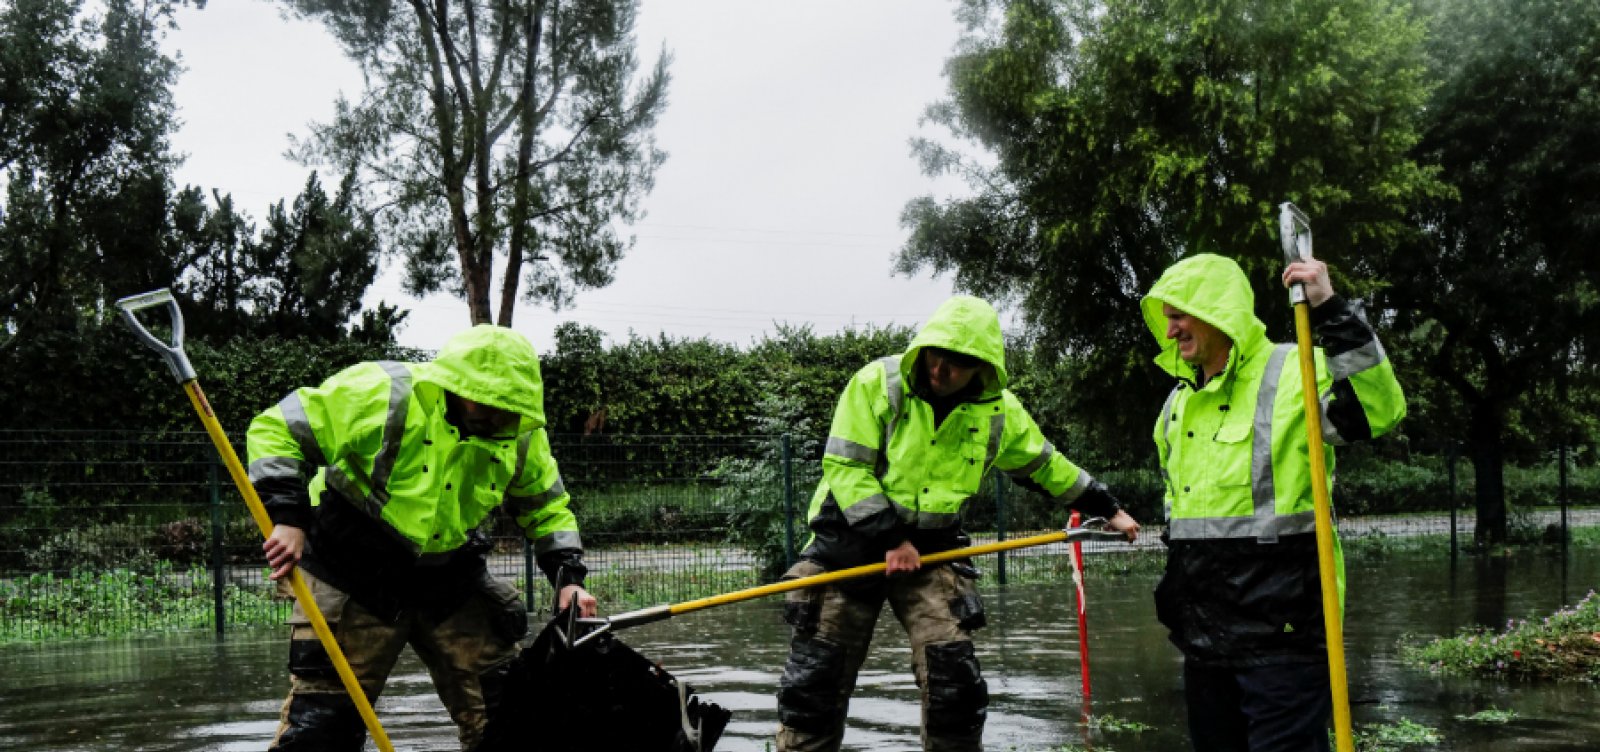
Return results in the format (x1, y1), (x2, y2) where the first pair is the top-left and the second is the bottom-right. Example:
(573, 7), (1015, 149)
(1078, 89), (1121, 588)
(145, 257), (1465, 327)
(161, 1), (986, 353)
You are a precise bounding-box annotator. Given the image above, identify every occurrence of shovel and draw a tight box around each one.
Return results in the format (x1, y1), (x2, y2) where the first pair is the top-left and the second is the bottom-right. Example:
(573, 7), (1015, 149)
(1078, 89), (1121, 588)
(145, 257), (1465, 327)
(571, 521), (1129, 643)
(1279, 203), (1355, 752)
(116, 289), (395, 752)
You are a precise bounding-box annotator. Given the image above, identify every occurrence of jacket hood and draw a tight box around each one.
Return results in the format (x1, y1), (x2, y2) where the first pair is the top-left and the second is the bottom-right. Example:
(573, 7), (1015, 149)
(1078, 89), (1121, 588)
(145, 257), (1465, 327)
(416, 325), (546, 430)
(1140, 254), (1268, 379)
(900, 295), (1008, 398)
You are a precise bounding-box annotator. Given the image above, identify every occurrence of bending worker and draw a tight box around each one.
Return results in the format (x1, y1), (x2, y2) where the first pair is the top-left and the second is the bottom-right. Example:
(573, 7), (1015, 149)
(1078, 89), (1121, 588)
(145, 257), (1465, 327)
(1142, 255), (1405, 752)
(775, 295), (1141, 752)
(246, 325), (597, 750)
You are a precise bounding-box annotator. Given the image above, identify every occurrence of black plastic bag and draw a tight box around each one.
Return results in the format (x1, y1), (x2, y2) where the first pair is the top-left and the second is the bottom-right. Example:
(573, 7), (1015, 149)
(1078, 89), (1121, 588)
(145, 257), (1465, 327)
(474, 609), (732, 752)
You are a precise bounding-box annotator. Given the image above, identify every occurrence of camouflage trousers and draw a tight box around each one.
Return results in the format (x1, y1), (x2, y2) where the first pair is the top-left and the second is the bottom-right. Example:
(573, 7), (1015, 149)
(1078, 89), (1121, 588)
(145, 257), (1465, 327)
(268, 570), (526, 751)
(774, 560), (989, 752)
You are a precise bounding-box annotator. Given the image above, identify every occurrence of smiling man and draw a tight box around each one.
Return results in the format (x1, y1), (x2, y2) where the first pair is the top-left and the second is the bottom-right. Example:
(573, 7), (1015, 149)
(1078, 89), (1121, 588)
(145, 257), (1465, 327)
(774, 295), (1140, 752)
(1142, 254), (1406, 752)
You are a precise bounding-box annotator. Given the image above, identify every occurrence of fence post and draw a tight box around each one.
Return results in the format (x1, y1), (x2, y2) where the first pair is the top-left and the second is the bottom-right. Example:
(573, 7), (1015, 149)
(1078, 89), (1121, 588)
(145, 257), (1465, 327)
(994, 473), (1008, 585)
(523, 538), (536, 612)
(1447, 444), (1458, 560)
(782, 434), (796, 569)
(210, 458), (226, 637)
(1559, 441), (1569, 558)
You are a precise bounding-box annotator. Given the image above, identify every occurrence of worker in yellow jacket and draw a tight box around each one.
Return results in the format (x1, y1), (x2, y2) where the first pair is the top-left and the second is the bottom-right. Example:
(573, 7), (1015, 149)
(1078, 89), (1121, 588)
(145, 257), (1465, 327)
(1143, 254), (1405, 751)
(247, 325), (595, 750)
(775, 295), (1140, 752)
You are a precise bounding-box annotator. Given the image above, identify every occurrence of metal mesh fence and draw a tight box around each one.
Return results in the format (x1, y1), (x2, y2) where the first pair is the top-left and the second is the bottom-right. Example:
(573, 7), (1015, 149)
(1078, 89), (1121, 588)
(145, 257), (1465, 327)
(1, 430), (1593, 642)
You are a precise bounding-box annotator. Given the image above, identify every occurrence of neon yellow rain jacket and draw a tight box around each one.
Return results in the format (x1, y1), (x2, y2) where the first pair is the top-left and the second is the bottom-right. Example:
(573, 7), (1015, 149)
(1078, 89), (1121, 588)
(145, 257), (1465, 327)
(1142, 254), (1405, 665)
(800, 296), (1120, 569)
(246, 325), (582, 612)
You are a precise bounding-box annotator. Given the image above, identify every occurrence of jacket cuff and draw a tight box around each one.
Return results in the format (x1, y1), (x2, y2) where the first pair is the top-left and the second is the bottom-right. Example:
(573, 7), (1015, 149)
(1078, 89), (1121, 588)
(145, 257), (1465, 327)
(257, 478), (313, 530)
(1309, 294), (1351, 327)
(537, 549), (588, 590)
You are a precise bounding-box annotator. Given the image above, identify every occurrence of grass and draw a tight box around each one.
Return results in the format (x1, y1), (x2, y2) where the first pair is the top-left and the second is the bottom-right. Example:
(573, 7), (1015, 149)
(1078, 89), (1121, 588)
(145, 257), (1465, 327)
(0, 563), (282, 643)
(1401, 589), (1600, 682)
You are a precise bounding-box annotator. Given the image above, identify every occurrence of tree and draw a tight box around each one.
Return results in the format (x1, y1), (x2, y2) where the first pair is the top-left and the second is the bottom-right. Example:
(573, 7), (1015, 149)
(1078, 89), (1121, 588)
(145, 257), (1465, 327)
(285, 0), (670, 326)
(900, 0), (1445, 452)
(1383, 0), (1600, 543)
(0, 0), (187, 349)
(247, 171), (383, 339)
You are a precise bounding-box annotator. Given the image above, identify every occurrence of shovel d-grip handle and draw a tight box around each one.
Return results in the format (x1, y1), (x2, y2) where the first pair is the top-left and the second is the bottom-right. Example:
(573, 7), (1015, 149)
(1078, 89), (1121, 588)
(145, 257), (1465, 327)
(115, 288), (196, 382)
(1278, 203), (1315, 306)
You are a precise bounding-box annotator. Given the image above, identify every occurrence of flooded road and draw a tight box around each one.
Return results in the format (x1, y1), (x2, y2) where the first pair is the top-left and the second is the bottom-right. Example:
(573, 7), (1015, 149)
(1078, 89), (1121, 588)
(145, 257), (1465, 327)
(2, 548), (1596, 751)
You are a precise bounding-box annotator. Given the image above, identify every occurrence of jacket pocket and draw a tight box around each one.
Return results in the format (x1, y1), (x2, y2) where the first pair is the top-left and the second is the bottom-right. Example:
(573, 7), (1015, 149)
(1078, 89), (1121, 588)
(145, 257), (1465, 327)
(781, 560), (827, 632)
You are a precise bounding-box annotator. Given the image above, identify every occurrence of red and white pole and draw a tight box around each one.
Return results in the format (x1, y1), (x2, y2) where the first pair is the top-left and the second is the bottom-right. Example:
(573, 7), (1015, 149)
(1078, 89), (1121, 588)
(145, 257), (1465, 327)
(1069, 510), (1091, 715)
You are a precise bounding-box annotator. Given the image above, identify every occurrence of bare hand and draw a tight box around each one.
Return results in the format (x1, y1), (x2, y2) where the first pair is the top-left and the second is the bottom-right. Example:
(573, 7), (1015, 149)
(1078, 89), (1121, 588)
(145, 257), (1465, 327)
(885, 540), (921, 575)
(1107, 510), (1141, 543)
(558, 584), (598, 618)
(1282, 259), (1334, 307)
(263, 525), (305, 581)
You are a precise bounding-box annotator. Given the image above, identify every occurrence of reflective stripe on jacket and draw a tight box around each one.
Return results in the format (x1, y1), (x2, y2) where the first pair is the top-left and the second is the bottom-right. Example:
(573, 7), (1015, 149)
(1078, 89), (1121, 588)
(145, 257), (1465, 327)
(246, 325), (581, 559)
(1141, 254), (1405, 664)
(802, 296), (1103, 568)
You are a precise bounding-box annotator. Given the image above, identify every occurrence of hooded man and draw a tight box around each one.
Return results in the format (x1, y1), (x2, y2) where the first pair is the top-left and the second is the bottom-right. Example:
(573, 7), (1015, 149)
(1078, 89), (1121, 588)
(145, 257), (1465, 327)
(1141, 254), (1406, 752)
(246, 325), (596, 750)
(774, 295), (1140, 752)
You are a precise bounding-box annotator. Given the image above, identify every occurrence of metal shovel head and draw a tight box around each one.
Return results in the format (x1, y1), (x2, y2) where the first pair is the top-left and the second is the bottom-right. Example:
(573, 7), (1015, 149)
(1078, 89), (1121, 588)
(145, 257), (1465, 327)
(474, 608), (732, 752)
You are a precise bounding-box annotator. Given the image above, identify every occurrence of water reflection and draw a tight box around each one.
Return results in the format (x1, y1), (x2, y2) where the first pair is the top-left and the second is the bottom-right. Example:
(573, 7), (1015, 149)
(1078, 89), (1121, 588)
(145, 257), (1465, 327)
(1, 549), (1596, 751)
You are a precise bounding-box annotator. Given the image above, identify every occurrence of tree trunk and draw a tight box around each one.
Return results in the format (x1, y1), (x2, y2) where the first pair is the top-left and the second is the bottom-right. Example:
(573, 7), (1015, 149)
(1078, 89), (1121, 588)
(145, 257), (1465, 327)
(1468, 399), (1508, 545)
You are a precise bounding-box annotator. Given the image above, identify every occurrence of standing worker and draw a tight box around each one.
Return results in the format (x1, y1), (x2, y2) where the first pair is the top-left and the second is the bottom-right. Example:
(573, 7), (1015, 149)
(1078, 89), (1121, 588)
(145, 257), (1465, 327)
(247, 325), (597, 750)
(775, 295), (1141, 752)
(1143, 254), (1405, 751)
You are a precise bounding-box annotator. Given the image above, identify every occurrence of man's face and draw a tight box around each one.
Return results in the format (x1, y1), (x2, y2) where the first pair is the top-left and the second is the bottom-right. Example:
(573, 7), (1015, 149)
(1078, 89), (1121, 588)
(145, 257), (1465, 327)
(922, 347), (981, 397)
(1162, 303), (1231, 372)
(457, 397), (520, 438)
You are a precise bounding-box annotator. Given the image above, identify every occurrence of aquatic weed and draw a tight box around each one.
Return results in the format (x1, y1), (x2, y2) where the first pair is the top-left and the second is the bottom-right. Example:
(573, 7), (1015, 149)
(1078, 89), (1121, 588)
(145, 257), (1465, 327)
(1399, 589), (1600, 682)
(1084, 713), (1153, 733)
(1455, 707), (1518, 724)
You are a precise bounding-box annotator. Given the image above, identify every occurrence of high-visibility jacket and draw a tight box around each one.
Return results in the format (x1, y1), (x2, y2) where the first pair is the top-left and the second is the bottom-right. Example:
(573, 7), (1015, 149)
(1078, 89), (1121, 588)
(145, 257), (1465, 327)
(246, 325), (582, 610)
(800, 296), (1119, 569)
(1142, 254), (1405, 665)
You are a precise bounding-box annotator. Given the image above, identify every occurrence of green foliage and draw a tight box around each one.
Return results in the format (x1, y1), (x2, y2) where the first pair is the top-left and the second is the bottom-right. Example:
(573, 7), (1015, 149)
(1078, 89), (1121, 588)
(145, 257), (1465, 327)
(1454, 707), (1517, 724)
(1379, 0), (1600, 542)
(1347, 718), (1443, 751)
(903, 0), (1444, 453)
(0, 563), (281, 643)
(285, 0), (670, 325)
(0, 320), (419, 431)
(1084, 714), (1152, 734)
(0, 0), (186, 346)
(1401, 589), (1600, 682)
(715, 392), (823, 581)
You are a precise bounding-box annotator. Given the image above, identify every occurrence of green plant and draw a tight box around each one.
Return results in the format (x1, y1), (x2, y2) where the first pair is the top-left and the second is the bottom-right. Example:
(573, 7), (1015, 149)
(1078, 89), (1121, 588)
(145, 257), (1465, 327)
(716, 391), (821, 581)
(1346, 718), (1443, 750)
(0, 563), (280, 643)
(1455, 707), (1517, 724)
(1401, 589), (1600, 682)
(1084, 714), (1151, 733)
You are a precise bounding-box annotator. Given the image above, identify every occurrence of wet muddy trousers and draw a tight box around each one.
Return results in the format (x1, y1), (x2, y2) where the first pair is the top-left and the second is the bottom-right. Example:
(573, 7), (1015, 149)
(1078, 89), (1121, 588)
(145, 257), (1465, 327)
(268, 571), (526, 751)
(774, 561), (989, 752)
(1182, 659), (1333, 752)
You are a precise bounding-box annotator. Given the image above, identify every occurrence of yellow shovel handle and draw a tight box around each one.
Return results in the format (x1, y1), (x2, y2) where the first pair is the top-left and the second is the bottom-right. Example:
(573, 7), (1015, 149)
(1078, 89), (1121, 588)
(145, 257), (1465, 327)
(1293, 304), (1355, 752)
(183, 381), (396, 752)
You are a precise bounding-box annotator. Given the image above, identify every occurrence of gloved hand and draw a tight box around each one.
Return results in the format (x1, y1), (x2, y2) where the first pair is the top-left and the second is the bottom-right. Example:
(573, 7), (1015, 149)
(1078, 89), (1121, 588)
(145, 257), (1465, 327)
(1076, 481), (1142, 542)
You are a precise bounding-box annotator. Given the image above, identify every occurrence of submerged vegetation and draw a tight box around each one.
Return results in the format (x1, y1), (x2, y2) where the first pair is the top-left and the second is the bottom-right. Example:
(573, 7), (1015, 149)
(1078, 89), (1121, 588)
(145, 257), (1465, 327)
(1402, 590), (1600, 682)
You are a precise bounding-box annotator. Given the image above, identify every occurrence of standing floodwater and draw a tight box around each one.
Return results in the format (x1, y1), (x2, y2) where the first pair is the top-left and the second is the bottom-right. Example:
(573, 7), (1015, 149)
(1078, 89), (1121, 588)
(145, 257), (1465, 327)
(2, 549), (1597, 751)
